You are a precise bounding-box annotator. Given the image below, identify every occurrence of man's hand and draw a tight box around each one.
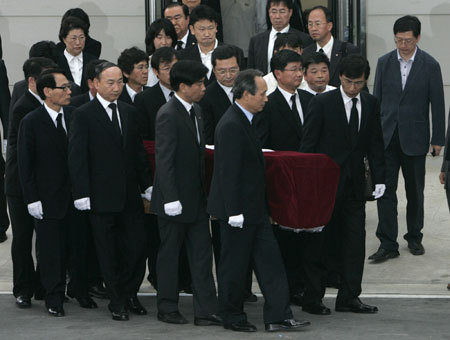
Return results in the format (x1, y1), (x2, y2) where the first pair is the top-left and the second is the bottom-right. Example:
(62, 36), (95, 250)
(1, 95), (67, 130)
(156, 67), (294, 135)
(27, 201), (43, 220)
(430, 145), (442, 156)
(228, 214), (244, 228)
(141, 186), (153, 201)
(372, 184), (386, 199)
(440, 172), (446, 185)
(74, 197), (91, 211)
(164, 200), (182, 216)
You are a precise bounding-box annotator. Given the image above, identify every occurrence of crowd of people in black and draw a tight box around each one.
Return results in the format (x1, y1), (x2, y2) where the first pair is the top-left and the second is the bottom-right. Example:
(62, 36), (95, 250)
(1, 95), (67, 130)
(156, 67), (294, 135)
(0, 0), (448, 334)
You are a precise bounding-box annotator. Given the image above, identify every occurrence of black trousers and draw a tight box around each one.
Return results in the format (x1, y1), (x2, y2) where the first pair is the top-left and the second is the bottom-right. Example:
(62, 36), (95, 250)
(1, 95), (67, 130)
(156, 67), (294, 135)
(8, 195), (42, 298)
(0, 173), (9, 233)
(377, 128), (426, 251)
(326, 180), (366, 305)
(156, 212), (217, 318)
(218, 218), (293, 324)
(90, 210), (147, 311)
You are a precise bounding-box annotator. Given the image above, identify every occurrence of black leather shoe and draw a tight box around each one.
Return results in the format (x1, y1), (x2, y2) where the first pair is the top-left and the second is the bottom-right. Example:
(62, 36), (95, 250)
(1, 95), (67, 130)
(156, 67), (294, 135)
(368, 248), (399, 262)
(88, 284), (108, 299)
(335, 298), (378, 313)
(244, 292), (258, 303)
(108, 305), (129, 321)
(224, 320), (257, 332)
(302, 302), (331, 315)
(74, 295), (98, 309)
(408, 241), (425, 255)
(265, 319), (311, 332)
(126, 296), (147, 315)
(157, 311), (188, 324)
(0, 232), (7, 243)
(16, 295), (32, 308)
(194, 314), (222, 326)
(47, 306), (65, 317)
(290, 292), (304, 306)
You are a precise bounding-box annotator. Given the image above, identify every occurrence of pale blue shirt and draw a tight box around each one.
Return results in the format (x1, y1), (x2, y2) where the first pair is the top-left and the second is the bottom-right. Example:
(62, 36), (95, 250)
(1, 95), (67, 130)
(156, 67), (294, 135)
(397, 47), (417, 90)
(235, 102), (254, 124)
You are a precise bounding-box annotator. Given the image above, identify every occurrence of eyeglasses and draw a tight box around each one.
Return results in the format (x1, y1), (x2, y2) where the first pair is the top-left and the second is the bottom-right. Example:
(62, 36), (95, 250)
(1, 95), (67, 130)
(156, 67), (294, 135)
(341, 77), (365, 88)
(215, 67), (239, 76)
(307, 21), (325, 28)
(52, 84), (71, 91)
(394, 37), (416, 46)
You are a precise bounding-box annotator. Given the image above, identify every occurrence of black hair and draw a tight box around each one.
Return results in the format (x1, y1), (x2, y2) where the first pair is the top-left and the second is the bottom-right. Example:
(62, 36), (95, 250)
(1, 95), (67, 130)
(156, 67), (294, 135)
(232, 69), (264, 100)
(36, 68), (65, 100)
(266, 0), (293, 12)
(211, 44), (240, 68)
(165, 3), (190, 18)
(303, 52), (330, 74)
(117, 47), (148, 82)
(306, 5), (332, 23)
(338, 54), (370, 80)
(145, 18), (177, 55)
(94, 61), (119, 80)
(270, 49), (303, 76)
(28, 40), (58, 62)
(151, 47), (177, 70)
(83, 59), (106, 83)
(189, 4), (217, 26)
(61, 8), (91, 31)
(393, 15), (421, 38)
(273, 33), (303, 53)
(170, 60), (208, 91)
(23, 57), (58, 81)
(58, 16), (88, 43)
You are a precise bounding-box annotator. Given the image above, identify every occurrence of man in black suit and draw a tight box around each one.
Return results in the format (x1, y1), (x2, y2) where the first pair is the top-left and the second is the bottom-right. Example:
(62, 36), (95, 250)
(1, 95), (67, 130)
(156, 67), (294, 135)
(247, 0), (312, 75)
(164, 3), (197, 50)
(300, 55), (386, 313)
(302, 6), (360, 87)
(151, 60), (219, 326)
(6, 57), (57, 308)
(70, 59), (103, 107)
(68, 62), (153, 321)
(177, 5), (244, 86)
(208, 69), (310, 332)
(17, 68), (96, 316)
(117, 47), (149, 105)
(0, 58), (10, 243)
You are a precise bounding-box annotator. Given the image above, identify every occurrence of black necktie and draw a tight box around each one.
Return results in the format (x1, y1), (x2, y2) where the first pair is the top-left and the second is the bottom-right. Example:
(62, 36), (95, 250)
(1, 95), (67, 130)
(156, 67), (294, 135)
(169, 91), (174, 98)
(176, 41), (183, 50)
(108, 103), (122, 137)
(56, 113), (67, 144)
(319, 48), (325, 54)
(189, 107), (198, 143)
(291, 93), (302, 127)
(349, 97), (359, 146)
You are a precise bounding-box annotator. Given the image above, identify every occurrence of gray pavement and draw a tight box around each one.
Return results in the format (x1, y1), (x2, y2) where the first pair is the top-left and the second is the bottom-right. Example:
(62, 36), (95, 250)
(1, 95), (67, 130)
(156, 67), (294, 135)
(0, 154), (449, 339)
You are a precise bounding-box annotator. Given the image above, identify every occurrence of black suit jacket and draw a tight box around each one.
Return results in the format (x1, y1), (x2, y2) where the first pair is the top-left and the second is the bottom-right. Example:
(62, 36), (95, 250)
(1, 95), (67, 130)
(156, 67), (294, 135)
(150, 97), (206, 223)
(134, 83), (168, 140)
(184, 31), (197, 49)
(56, 35), (102, 59)
(207, 103), (267, 224)
(0, 59), (10, 138)
(300, 89), (385, 199)
(9, 80), (27, 118)
(56, 51), (96, 93)
(247, 27), (312, 74)
(198, 80), (232, 144)
(17, 105), (73, 219)
(5, 90), (42, 196)
(118, 86), (149, 106)
(70, 92), (91, 107)
(177, 42), (245, 86)
(302, 39), (360, 87)
(254, 88), (313, 150)
(68, 98), (152, 213)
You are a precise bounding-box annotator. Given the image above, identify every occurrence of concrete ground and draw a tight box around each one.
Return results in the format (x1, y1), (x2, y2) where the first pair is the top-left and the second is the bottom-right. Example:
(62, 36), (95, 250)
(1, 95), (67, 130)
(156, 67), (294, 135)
(0, 154), (449, 339)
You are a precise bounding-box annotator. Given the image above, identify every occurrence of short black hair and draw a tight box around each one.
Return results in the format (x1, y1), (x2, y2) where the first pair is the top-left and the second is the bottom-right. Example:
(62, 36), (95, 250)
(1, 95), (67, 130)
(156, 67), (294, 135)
(170, 60), (208, 91)
(393, 15), (421, 38)
(95, 61), (119, 80)
(36, 68), (65, 100)
(189, 5), (217, 26)
(232, 69), (264, 100)
(267, 0), (293, 11)
(145, 18), (177, 55)
(273, 33), (303, 53)
(151, 47), (177, 70)
(303, 52), (330, 74)
(211, 44), (240, 68)
(270, 49), (303, 77)
(339, 55), (370, 80)
(29, 40), (58, 62)
(165, 3), (189, 18)
(61, 8), (91, 31)
(83, 59), (106, 83)
(306, 5), (333, 23)
(117, 47), (148, 82)
(58, 16), (88, 43)
(23, 57), (58, 81)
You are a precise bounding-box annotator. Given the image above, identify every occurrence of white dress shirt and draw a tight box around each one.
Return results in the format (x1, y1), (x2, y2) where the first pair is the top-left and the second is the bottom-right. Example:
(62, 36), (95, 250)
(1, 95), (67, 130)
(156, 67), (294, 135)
(147, 56), (159, 87)
(96, 93), (122, 131)
(125, 84), (140, 103)
(267, 25), (290, 73)
(340, 85), (361, 129)
(44, 103), (66, 132)
(28, 89), (44, 105)
(217, 81), (233, 103)
(264, 72), (307, 96)
(199, 39), (219, 79)
(64, 49), (83, 86)
(277, 86), (304, 124)
(316, 36), (334, 61)
(159, 83), (173, 102)
(397, 47), (417, 90)
(178, 30), (189, 50)
(175, 93), (200, 143)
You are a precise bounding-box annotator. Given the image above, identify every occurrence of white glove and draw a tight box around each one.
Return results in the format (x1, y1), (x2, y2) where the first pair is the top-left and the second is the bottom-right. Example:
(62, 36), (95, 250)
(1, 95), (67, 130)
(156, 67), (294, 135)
(372, 184), (386, 199)
(74, 197), (91, 211)
(27, 201), (43, 220)
(164, 200), (182, 216)
(228, 214), (244, 228)
(141, 186), (153, 201)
